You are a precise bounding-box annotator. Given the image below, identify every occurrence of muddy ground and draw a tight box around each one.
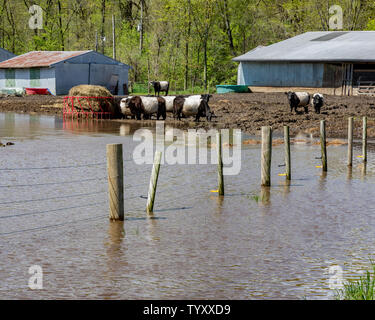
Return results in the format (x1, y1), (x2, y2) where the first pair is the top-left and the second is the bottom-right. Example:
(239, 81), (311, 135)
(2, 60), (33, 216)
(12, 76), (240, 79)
(1, 92), (375, 138)
(0, 95), (64, 115)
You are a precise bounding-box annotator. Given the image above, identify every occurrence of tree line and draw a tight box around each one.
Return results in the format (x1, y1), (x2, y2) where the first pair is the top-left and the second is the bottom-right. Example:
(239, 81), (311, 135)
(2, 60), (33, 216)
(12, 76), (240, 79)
(1, 0), (375, 90)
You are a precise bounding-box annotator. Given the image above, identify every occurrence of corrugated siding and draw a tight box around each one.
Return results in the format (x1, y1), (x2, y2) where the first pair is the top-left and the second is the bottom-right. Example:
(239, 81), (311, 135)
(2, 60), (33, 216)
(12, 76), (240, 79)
(0, 51), (130, 95)
(66, 51), (122, 65)
(90, 64), (128, 93)
(0, 68), (56, 94)
(237, 62), (324, 87)
(54, 63), (90, 95)
(0, 51), (90, 68)
(54, 62), (129, 95)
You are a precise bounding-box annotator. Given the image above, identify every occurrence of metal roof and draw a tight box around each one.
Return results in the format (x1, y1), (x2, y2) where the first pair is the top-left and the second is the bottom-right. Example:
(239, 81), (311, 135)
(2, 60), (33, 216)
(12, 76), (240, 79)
(0, 48), (16, 61)
(0, 48), (15, 55)
(0, 51), (92, 68)
(233, 31), (375, 63)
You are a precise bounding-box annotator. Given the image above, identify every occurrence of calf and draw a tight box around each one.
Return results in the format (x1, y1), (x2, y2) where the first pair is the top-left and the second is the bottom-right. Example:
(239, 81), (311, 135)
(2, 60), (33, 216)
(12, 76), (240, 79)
(124, 96), (166, 120)
(173, 94), (212, 122)
(311, 93), (324, 114)
(285, 91), (310, 114)
(120, 96), (135, 119)
(149, 81), (169, 96)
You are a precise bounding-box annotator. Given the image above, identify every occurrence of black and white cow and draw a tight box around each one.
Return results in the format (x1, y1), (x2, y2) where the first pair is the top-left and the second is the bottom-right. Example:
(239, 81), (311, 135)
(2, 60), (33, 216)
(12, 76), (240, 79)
(120, 96), (135, 119)
(162, 96), (176, 113)
(285, 91), (311, 114)
(123, 96), (166, 120)
(149, 81), (169, 96)
(311, 93), (324, 114)
(173, 94), (212, 122)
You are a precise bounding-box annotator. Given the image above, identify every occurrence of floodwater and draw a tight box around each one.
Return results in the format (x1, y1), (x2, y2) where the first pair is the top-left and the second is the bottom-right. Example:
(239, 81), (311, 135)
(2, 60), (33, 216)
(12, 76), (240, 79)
(1, 112), (375, 300)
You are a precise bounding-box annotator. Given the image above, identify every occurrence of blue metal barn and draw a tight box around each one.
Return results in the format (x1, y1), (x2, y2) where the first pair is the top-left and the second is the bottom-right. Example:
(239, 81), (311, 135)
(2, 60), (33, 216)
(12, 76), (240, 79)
(233, 31), (375, 95)
(0, 51), (131, 95)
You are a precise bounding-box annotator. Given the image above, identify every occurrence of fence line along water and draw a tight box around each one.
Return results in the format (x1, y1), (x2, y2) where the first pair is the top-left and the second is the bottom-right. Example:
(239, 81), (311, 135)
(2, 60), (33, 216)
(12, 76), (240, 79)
(1, 117), (372, 236)
(258, 117), (370, 187)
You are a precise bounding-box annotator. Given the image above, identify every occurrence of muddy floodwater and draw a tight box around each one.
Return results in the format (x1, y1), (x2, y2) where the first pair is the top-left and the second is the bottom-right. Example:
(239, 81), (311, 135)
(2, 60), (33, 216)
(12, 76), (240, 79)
(1, 113), (375, 300)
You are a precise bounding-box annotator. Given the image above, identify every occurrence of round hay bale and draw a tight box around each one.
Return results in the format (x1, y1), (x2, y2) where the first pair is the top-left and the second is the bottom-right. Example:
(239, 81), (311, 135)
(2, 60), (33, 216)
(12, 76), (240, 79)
(68, 85), (120, 116)
(68, 85), (112, 97)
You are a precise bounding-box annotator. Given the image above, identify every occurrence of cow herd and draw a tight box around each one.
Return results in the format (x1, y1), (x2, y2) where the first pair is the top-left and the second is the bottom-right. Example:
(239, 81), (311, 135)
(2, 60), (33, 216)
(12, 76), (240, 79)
(285, 91), (324, 114)
(119, 81), (325, 122)
(120, 81), (213, 122)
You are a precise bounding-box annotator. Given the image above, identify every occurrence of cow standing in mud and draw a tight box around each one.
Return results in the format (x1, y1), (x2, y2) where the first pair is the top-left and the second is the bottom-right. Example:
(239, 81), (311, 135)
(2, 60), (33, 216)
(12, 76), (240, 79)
(285, 91), (310, 114)
(311, 93), (324, 114)
(162, 96), (176, 113)
(122, 96), (166, 120)
(173, 94), (213, 122)
(120, 96), (135, 119)
(150, 81), (169, 96)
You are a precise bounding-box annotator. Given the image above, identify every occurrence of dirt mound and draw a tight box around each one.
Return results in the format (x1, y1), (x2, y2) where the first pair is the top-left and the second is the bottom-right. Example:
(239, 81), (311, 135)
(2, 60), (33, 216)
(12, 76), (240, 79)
(68, 85), (119, 116)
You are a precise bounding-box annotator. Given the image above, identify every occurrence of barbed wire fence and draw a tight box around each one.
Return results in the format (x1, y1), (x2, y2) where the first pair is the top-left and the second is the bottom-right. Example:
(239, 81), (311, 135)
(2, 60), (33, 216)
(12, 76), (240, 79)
(2, 119), (369, 237)
(0, 154), (221, 237)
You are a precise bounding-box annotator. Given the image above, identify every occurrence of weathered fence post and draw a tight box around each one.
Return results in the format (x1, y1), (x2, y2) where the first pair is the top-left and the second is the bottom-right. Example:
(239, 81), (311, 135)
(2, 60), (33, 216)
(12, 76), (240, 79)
(347, 117), (353, 166)
(261, 126), (272, 186)
(284, 125), (291, 180)
(320, 120), (327, 172)
(146, 151), (162, 215)
(363, 116), (367, 163)
(217, 131), (224, 195)
(106, 144), (124, 221)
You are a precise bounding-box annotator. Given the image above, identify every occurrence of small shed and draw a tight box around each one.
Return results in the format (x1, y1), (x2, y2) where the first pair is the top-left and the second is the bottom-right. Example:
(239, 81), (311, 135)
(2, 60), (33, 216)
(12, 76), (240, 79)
(233, 31), (375, 95)
(0, 48), (15, 62)
(0, 51), (131, 95)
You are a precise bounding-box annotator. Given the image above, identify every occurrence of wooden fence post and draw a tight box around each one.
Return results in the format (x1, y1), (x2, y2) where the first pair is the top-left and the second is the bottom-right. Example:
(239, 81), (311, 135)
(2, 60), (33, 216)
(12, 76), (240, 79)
(106, 144), (124, 221)
(261, 126), (272, 186)
(146, 151), (162, 215)
(320, 120), (327, 172)
(363, 116), (367, 163)
(347, 117), (353, 166)
(217, 131), (224, 195)
(284, 125), (291, 180)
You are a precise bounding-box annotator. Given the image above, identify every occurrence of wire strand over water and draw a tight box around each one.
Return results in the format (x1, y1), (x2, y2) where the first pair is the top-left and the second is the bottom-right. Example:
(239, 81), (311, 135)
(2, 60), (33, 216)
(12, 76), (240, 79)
(0, 162), (106, 171)
(0, 202), (107, 220)
(0, 190), (106, 206)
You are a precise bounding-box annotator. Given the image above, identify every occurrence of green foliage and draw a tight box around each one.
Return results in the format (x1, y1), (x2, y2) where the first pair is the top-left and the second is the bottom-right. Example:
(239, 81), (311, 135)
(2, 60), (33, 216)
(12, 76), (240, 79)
(0, 0), (375, 87)
(367, 19), (375, 31)
(336, 263), (375, 300)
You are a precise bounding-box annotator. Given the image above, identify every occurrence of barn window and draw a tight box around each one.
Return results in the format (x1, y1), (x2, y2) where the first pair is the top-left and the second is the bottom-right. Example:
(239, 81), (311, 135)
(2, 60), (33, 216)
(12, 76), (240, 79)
(30, 68), (40, 87)
(5, 69), (15, 87)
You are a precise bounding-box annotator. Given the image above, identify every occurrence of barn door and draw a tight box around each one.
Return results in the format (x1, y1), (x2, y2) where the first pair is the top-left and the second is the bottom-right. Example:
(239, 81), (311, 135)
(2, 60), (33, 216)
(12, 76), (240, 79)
(341, 63), (353, 96)
(108, 74), (119, 95)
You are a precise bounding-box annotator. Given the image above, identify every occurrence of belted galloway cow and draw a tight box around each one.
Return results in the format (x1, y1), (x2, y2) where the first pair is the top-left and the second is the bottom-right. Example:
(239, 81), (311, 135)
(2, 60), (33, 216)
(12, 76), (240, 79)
(285, 91), (310, 114)
(173, 94), (212, 122)
(122, 96), (166, 120)
(149, 81), (169, 96)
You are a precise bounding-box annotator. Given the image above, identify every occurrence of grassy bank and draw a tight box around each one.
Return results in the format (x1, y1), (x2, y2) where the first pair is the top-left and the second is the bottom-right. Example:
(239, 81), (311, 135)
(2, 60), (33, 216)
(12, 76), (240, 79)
(336, 263), (375, 300)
